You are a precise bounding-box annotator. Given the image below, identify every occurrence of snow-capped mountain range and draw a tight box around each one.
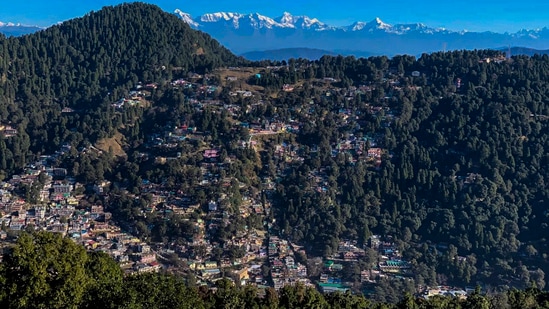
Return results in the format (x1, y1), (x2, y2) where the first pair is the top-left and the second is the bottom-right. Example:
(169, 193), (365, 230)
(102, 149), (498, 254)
(174, 10), (549, 56)
(1, 9), (548, 58)
(175, 10), (447, 34)
(174, 9), (332, 31)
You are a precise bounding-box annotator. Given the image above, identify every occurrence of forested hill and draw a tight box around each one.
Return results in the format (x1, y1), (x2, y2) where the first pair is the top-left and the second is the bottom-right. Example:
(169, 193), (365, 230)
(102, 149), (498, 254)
(0, 2), (245, 176)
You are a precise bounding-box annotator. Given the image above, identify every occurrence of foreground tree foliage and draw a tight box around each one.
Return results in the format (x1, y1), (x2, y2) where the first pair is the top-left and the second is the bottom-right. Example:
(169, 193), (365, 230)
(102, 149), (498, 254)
(1, 232), (549, 309)
(1, 232), (89, 309)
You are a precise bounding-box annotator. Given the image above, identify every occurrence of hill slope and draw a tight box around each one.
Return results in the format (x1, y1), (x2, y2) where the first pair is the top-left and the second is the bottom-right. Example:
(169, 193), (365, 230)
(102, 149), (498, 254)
(507, 46), (549, 56)
(0, 3), (245, 173)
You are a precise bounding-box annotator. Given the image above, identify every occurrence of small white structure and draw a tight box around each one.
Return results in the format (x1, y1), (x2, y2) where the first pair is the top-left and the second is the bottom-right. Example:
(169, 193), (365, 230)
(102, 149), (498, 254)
(208, 200), (218, 211)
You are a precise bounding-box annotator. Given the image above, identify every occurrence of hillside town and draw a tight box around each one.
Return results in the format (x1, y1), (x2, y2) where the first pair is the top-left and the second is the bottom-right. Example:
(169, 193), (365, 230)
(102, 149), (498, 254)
(3, 2), (549, 308)
(0, 64), (487, 299)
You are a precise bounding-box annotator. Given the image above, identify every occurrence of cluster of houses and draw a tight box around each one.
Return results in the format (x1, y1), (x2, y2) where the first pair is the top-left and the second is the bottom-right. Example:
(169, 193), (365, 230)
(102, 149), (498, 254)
(111, 89), (149, 109)
(268, 236), (311, 290)
(314, 236), (414, 293)
(368, 235), (412, 276)
(139, 190), (272, 286)
(319, 260), (350, 293)
(125, 72), (407, 291)
(134, 116), (276, 286)
(0, 146), (160, 274)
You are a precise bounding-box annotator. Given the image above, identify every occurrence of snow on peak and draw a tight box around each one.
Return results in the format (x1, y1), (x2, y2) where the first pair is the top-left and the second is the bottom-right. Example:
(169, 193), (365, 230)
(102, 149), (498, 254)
(279, 12), (294, 24)
(512, 27), (549, 39)
(245, 13), (279, 29)
(0, 22), (18, 27)
(391, 22), (431, 34)
(198, 12), (244, 29)
(276, 12), (327, 29)
(346, 18), (444, 34)
(174, 9), (199, 27)
(192, 12), (283, 29)
(175, 10), (328, 30)
(302, 16), (324, 28)
(349, 22), (366, 31)
(173, 10), (450, 34)
(372, 17), (391, 30)
(347, 18), (392, 32)
(200, 12), (242, 22)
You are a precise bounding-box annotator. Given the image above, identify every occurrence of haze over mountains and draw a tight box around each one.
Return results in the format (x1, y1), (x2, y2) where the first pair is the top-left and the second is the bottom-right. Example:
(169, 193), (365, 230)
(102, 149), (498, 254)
(174, 10), (549, 57)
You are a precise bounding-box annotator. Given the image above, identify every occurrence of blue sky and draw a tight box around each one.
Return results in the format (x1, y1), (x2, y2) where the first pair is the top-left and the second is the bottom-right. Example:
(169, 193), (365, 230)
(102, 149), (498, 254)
(1, 0), (548, 33)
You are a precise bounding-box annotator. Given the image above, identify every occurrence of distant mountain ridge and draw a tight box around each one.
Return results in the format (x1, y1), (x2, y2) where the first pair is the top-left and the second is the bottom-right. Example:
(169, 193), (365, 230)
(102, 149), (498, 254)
(174, 10), (451, 34)
(241, 48), (337, 61)
(0, 22), (42, 36)
(240, 48), (376, 61)
(504, 47), (549, 56)
(175, 10), (549, 56)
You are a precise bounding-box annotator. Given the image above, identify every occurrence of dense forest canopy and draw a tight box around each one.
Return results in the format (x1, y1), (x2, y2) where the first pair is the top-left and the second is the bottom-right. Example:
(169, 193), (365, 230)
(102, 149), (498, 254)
(0, 1), (548, 300)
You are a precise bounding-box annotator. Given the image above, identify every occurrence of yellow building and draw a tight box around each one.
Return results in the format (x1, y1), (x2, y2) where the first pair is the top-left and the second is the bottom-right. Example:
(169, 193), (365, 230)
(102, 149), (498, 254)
(232, 268), (249, 282)
(204, 261), (218, 269)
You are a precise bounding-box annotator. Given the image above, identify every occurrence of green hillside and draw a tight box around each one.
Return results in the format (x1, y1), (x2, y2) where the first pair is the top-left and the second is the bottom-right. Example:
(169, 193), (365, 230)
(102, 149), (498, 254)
(0, 2), (245, 176)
